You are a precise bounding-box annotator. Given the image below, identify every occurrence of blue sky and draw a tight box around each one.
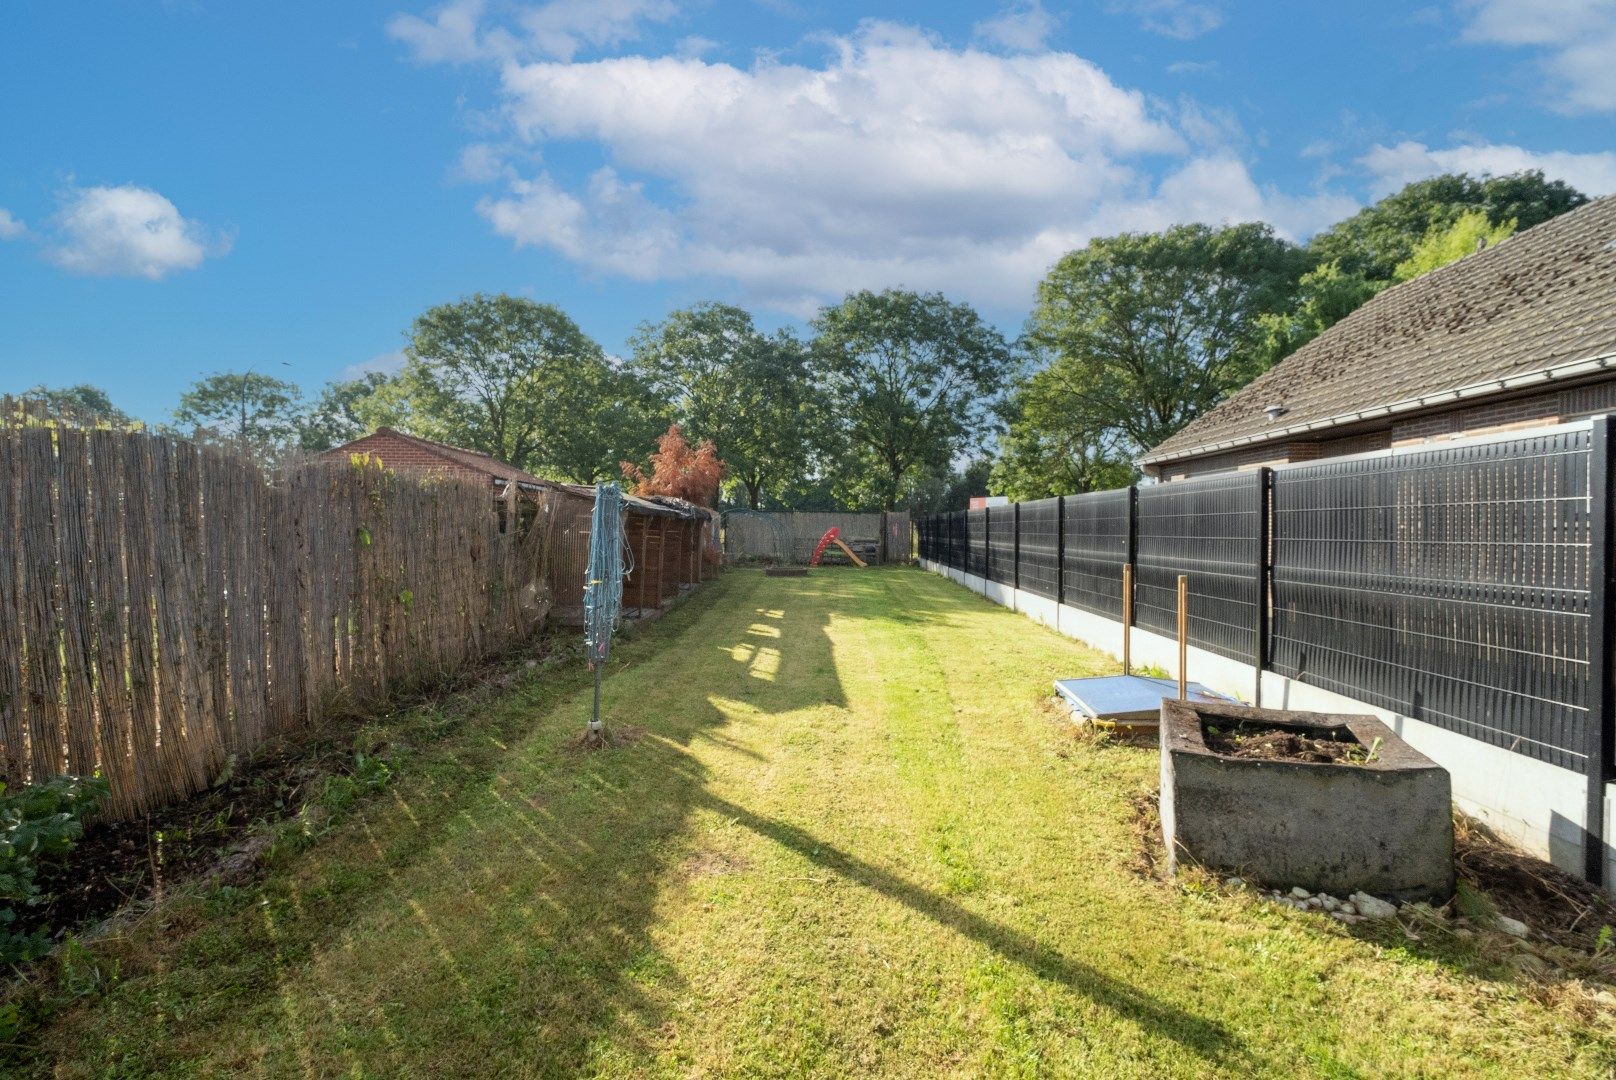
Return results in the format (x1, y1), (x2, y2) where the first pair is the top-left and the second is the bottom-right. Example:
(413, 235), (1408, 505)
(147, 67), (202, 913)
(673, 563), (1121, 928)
(2, 0), (1613, 425)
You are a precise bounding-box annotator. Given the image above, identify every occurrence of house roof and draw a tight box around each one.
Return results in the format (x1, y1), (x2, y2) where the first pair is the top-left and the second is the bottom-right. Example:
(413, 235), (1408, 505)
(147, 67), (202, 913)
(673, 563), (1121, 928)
(323, 427), (551, 490)
(323, 429), (706, 519)
(1142, 194), (1616, 467)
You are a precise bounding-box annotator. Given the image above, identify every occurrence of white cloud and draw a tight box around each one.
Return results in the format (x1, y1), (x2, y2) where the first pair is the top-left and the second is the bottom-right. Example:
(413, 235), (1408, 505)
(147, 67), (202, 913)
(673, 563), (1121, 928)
(388, 0), (675, 64)
(451, 141), (517, 183)
(47, 185), (226, 280)
(1460, 0), (1616, 113)
(388, 0), (510, 63)
(674, 34), (717, 58)
(464, 21), (1355, 312)
(974, 1), (1060, 53)
(1109, 0), (1223, 40)
(1362, 139), (1616, 196)
(342, 351), (409, 379)
(520, 0), (676, 61)
(0, 209), (25, 240)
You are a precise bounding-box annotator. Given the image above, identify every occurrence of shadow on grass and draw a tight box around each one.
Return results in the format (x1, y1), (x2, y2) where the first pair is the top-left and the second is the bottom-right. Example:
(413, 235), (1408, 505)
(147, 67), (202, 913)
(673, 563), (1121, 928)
(20, 569), (1185, 1077)
(698, 789), (1250, 1071)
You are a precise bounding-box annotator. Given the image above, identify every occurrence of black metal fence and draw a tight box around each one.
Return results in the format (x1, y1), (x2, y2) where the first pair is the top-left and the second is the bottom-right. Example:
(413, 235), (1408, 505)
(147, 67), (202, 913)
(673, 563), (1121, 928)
(915, 423), (1610, 790)
(1268, 428), (1594, 774)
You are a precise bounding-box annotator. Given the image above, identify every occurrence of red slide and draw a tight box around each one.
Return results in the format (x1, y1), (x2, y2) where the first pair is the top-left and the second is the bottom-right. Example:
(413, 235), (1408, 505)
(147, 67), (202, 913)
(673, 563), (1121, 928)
(808, 527), (841, 566)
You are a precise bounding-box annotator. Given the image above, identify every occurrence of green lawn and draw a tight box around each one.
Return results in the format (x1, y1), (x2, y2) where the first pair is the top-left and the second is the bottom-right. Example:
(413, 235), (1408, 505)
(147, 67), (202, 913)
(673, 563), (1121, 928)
(16, 567), (1616, 1077)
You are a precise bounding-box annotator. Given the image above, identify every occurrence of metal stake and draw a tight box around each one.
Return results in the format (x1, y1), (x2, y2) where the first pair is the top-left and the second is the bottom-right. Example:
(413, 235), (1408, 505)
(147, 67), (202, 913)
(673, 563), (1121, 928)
(1177, 574), (1189, 702)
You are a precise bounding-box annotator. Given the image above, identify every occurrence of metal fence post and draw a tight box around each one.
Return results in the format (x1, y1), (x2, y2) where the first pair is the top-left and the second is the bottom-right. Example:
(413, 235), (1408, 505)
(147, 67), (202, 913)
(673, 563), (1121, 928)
(1055, 495), (1065, 608)
(1586, 417), (1614, 886)
(1256, 468), (1273, 708)
(1125, 486), (1138, 628)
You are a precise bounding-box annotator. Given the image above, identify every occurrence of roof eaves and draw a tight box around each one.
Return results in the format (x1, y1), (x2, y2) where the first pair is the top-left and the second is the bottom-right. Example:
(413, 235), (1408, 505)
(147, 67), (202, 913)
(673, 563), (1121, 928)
(1139, 348), (1616, 467)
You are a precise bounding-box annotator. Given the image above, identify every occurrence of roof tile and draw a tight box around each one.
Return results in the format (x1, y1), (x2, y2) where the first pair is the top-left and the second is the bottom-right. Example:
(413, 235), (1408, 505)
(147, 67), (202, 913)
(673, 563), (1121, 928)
(1145, 194), (1616, 465)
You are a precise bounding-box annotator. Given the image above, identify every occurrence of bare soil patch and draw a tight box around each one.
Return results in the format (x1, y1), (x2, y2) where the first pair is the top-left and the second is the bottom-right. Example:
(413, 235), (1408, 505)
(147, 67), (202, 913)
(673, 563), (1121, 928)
(1202, 722), (1367, 764)
(566, 722), (648, 752)
(681, 850), (751, 878)
(1456, 815), (1616, 952)
(25, 634), (572, 953)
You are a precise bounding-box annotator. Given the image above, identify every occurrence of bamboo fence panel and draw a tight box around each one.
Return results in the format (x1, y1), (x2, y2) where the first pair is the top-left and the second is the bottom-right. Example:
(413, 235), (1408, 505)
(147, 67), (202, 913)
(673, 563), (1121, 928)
(0, 427), (555, 820)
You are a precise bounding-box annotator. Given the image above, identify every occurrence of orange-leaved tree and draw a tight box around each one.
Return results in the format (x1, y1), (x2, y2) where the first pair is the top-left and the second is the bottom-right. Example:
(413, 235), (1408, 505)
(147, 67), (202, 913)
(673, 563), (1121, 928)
(621, 424), (727, 507)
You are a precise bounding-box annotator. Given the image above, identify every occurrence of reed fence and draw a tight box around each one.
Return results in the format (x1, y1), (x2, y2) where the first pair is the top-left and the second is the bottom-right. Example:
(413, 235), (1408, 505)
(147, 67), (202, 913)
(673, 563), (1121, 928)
(0, 426), (555, 819)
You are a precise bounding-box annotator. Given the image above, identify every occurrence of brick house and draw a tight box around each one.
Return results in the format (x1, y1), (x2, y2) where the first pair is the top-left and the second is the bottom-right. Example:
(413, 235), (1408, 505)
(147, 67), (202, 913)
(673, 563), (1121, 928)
(1142, 194), (1616, 479)
(319, 426), (552, 493)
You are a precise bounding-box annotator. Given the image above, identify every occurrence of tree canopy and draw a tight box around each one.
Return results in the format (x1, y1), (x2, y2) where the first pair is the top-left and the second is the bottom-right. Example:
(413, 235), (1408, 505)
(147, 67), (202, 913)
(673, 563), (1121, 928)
(298, 371), (397, 452)
(1024, 222), (1307, 457)
(1393, 209), (1517, 283)
(1307, 170), (1583, 282)
(173, 371), (304, 459)
(630, 303), (817, 509)
(395, 293), (606, 472)
(811, 289), (1011, 510)
(13, 384), (135, 429)
(622, 424), (727, 506)
(384, 293), (662, 482)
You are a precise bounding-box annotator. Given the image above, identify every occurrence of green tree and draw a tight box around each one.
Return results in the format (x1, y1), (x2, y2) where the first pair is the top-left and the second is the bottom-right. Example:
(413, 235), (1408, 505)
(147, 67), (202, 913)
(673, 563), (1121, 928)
(1307, 170), (1584, 282)
(1392, 209), (1516, 283)
(903, 458), (996, 513)
(811, 289), (1011, 510)
(298, 371), (400, 451)
(397, 293), (607, 472)
(990, 414), (1134, 501)
(630, 303), (818, 509)
(13, 384), (134, 428)
(546, 361), (666, 483)
(1251, 260), (1386, 369)
(1026, 222), (1308, 458)
(173, 371), (304, 459)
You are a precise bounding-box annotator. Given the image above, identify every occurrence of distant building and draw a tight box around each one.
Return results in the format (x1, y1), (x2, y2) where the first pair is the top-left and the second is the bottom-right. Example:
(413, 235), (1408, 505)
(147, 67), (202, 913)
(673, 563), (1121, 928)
(1142, 194), (1616, 480)
(969, 495), (1011, 509)
(319, 426), (550, 494)
(321, 427), (714, 622)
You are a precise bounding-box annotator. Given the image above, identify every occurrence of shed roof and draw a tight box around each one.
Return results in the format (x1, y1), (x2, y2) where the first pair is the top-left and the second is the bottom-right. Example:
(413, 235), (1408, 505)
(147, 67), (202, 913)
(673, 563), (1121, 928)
(1143, 194), (1616, 467)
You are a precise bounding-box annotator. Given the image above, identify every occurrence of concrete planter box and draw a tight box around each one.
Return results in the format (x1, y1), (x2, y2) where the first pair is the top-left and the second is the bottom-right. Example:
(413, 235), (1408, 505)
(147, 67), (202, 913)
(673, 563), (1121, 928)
(1159, 699), (1454, 902)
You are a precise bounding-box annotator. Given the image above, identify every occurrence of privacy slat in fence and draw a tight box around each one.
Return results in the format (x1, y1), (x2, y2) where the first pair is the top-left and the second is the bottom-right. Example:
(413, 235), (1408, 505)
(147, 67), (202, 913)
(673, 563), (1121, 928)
(1269, 429), (1592, 772)
(987, 507), (1016, 586)
(1135, 471), (1263, 664)
(966, 508), (987, 578)
(1017, 498), (1060, 600)
(0, 428), (554, 820)
(1060, 489), (1131, 619)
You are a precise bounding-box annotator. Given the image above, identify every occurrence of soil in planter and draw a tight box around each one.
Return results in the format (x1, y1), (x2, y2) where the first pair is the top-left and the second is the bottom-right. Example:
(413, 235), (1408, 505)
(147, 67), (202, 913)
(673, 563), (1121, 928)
(1201, 721), (1369, 765)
